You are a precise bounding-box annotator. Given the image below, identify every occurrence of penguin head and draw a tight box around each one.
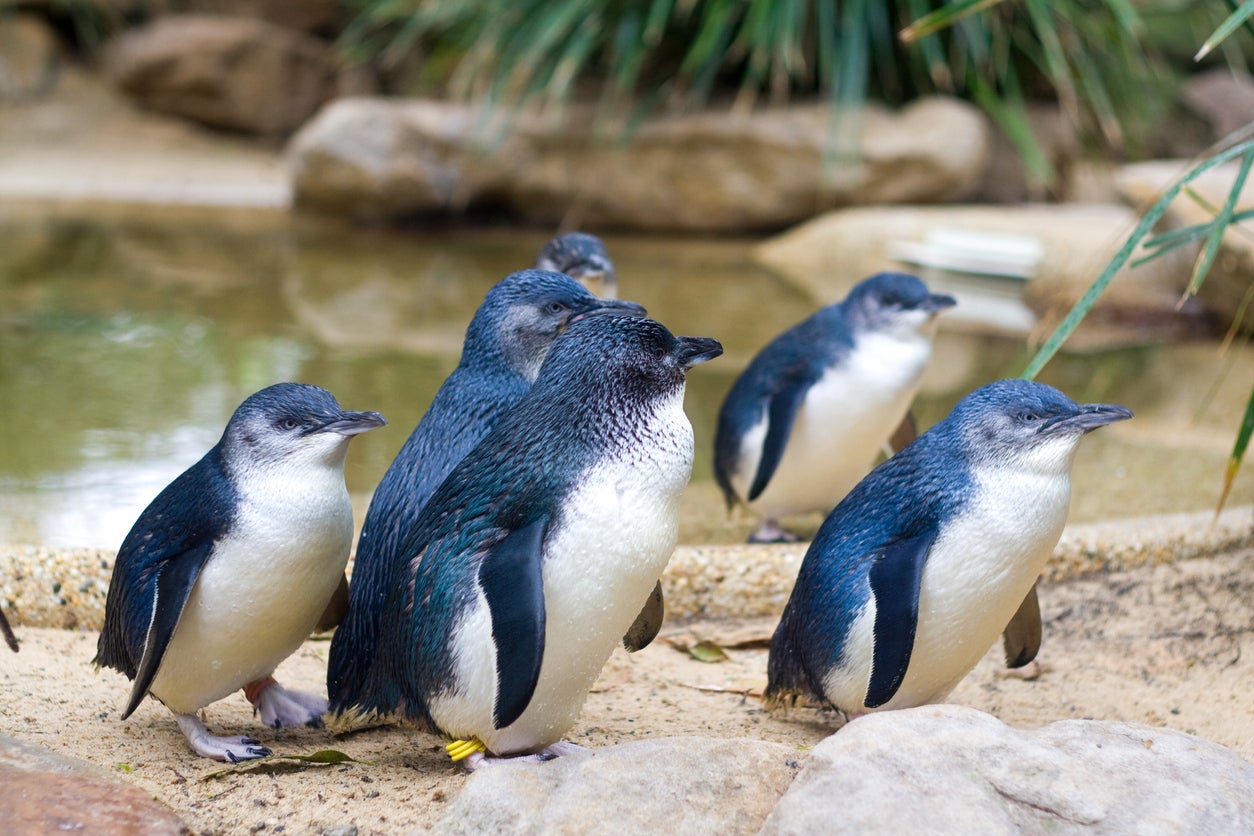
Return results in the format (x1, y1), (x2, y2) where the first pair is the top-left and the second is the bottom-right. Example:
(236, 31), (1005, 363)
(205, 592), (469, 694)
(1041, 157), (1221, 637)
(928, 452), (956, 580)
(844, 272), (956, 338)
(467, 269), (646, 382)
(534, 232), (617, 297)
(535, 315), (723, 407)
(223, 383), (387, 470)
(947, 379), (1132, 475)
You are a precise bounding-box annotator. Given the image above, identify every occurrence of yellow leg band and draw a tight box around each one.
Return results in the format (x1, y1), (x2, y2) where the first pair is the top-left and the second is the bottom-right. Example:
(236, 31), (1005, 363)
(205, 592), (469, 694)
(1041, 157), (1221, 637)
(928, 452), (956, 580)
(446, 738), (487, 762)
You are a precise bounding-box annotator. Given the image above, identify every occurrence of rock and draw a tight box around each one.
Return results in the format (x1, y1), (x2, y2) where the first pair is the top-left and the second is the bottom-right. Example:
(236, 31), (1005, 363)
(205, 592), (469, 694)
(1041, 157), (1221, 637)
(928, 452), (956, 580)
(436, 737), (802, 834)
(1179, 68), (1254, 141)
(0, 733), (189, 834)
(753, 203), (1203, 344)
(178, 0), (341, 34)
(104, 14), (336, 135)
(287, 96), (990, 232)
(1117, 159), (1254, 333)
(0, 13), (60, 101)
(971, 104), (1081, 203)
(762, 705), (1254, 834)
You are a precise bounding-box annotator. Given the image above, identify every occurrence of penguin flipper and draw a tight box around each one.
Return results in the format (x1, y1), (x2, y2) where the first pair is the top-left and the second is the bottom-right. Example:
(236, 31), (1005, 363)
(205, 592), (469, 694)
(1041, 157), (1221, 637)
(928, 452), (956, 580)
(749, 380), (810, 501)
(865, 530), (936, 709)
(622, 581), (664, 652)
(479, 516), (549, 730)
(123, 542), (213, 719)
(1002, 582), (1042, 668)
(315, 573), (350, 633)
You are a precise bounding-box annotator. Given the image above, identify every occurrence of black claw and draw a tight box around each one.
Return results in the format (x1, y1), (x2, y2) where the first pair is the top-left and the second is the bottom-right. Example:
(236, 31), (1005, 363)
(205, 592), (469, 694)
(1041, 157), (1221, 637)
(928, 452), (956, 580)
(536, 752), (558, 762)
(272, 719), (282, 729)
(305, 715), (325, 729)
(248, 747), (272, 758)
(227, 751), (240, 764)
(242, 737), (262, 745)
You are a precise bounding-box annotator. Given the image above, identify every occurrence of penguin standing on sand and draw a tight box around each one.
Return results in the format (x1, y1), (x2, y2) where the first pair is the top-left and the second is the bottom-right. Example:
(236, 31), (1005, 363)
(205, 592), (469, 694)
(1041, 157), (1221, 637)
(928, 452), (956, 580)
(714, 272), (955, 542)
(96, 383), (385, 761)
(534, 232), (618, 298)
(766, 379), (1131, 716)
(327, 270), (646, 714)
(350, 315), (722, 769)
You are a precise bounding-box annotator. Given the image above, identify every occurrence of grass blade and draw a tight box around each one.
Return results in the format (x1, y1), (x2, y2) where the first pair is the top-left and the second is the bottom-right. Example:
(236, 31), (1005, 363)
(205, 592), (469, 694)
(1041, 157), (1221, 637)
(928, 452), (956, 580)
(1196, 0), (1254, 60)
(1215, 383), (1254, 517)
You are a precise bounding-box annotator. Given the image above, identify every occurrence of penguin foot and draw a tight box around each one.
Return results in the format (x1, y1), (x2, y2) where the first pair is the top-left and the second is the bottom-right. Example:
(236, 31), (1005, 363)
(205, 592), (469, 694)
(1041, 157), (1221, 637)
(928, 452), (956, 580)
(245, 677), (329, 729)
(174, 713), (272, 762)
(747, 521), (802, 544)
(453, 740), (590, 773)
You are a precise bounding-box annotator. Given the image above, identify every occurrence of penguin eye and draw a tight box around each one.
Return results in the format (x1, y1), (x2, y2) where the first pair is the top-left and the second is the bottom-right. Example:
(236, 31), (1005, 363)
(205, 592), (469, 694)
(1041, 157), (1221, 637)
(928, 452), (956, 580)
(1016, 410), (1042, 424)
(545, 301), (568, 315)
(277, 417), (301, 431)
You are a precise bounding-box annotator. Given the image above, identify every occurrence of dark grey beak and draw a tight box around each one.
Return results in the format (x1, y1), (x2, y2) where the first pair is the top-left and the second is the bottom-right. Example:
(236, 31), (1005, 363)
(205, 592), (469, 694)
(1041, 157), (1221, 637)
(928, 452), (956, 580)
(570, 298), (647, 324)
(320, 410), (388, 437)
(676, 335), (723, 370)
(922, 293), (957, 313)
(1046, 403), (1133, 434)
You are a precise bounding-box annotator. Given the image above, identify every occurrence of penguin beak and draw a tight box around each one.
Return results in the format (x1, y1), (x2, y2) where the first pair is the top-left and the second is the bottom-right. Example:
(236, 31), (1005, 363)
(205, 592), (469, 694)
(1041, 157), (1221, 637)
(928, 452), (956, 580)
(569, 298), (647, 325)
(318, 411), (388, 437)
(1043, 403), (1133, 434)
(921, 293), (957, 314)
(675, 336), (723, 369)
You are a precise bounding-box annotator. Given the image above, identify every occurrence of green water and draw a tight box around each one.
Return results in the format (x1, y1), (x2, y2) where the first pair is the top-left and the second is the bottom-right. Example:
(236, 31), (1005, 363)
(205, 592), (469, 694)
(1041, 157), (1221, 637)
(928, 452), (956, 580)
(1, 205), (1250, 548)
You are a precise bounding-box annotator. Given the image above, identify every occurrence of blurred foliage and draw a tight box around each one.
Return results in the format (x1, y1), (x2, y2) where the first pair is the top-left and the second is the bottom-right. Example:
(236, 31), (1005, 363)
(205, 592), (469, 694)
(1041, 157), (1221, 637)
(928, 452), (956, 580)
(1018, 0), (1254, 514)
(338, 1), (1253, 180)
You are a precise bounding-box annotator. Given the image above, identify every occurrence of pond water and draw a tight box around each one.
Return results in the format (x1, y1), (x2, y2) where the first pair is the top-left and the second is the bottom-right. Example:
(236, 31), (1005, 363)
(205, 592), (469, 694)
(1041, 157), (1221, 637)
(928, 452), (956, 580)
(1, 204), (1250, 549)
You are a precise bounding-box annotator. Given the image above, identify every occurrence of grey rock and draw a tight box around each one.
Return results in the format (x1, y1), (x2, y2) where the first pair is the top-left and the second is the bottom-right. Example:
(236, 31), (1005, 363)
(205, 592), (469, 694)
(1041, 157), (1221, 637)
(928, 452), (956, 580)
(436, 737), (802, 835)
(753, 203), (1201, 344)
(0, 13), (60, 101)
(1180, 68), (1254, 141)
(178, 0), (342, 34)
(761, 705), (1254, 835)
(104, 14), (335, 135)
(1117, 159), (1254, 333)
(287, 96), (989, 232)
(0, 733), (189, 834)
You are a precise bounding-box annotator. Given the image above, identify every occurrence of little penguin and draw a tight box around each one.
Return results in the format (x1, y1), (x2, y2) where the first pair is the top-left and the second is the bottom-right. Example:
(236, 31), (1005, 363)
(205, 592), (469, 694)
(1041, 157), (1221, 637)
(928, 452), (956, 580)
(351, 315), (722, 768)
(713, 272), (955, 542)
(765, 379), (1132, 716)
(534, 231), (618, 298)
(95, 383), (386, 761)
(327, 270), (646, 714)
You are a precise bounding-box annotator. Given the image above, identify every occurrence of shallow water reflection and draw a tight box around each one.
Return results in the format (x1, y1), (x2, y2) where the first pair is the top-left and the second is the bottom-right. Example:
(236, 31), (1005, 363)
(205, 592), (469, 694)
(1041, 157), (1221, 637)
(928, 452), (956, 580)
(1, 206), (1250, 548)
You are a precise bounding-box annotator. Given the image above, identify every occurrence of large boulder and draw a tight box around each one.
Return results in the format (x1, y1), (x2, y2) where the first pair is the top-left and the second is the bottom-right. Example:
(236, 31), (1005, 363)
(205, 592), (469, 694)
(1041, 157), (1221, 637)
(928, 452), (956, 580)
(762, 705), (1254, 834)
(0, 733), (188, 834)
(437, 737), (801, 834)
(178, 0), (341, 34)
(753, 203), (1203, 343)
(104, 14), (335, 135)
(0, 13), (60, 101)
(287, 96), (991, 232)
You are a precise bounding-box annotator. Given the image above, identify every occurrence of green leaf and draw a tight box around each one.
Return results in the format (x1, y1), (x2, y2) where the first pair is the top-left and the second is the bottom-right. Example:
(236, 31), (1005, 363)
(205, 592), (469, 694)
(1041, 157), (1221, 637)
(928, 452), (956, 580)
(688, 640), (730, 664)
(200, 749), (368, 781)
(1196, 0), (1254, 60)
(899, 0), (1008, 44)
(1216, 383), (1254, 516)
(1184, 148), (1254, 300)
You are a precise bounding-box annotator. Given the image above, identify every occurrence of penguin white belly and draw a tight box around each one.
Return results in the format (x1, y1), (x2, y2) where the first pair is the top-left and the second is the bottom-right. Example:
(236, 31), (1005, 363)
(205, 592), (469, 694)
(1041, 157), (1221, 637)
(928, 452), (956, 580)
(822, 466), (1071, 713)
(745, 332), (931, 519)
(150, 466), (353, 715)
(433, 394), (694, 754)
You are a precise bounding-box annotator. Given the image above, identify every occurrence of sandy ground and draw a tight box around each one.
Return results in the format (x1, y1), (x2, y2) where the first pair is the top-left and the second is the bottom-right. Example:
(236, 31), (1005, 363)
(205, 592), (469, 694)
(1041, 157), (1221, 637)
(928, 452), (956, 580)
(1, 546), (1252, 834)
